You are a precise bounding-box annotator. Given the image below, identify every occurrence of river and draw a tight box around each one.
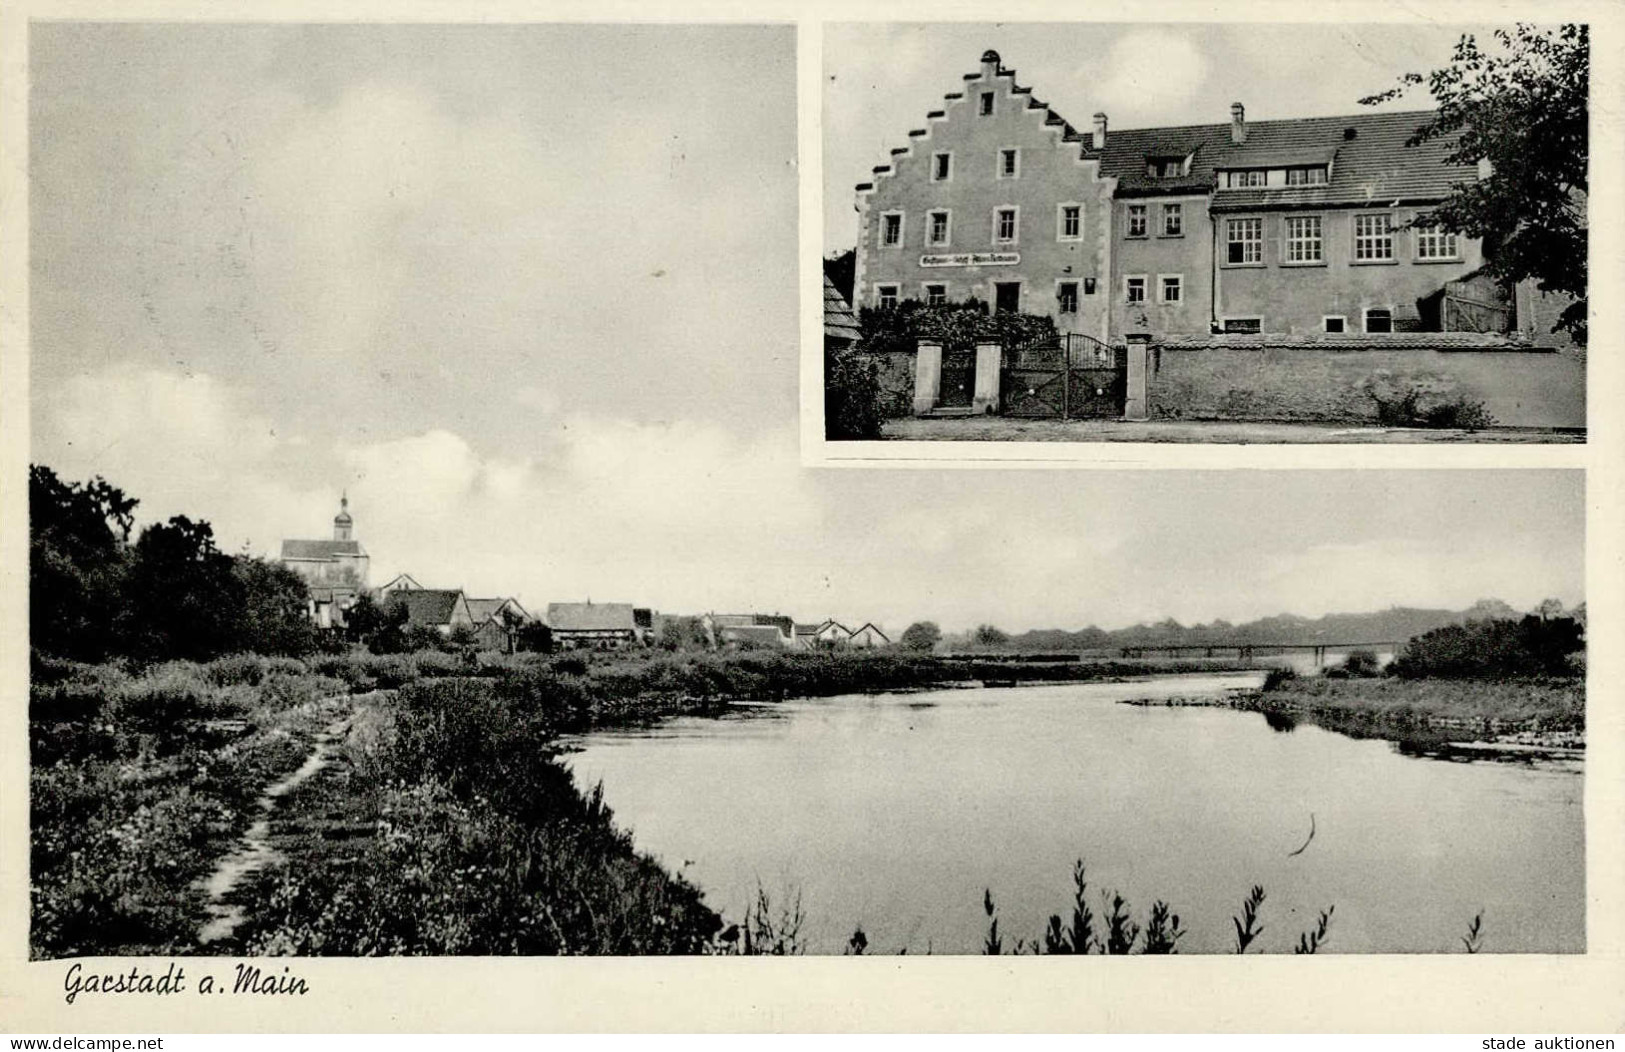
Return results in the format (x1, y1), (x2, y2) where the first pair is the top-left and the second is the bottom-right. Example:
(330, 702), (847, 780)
(563, 671), (1583, 954)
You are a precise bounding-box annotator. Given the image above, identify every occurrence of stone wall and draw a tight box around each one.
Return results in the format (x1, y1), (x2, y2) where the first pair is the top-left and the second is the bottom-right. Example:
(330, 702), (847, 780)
(1147, 337), (1585, 429)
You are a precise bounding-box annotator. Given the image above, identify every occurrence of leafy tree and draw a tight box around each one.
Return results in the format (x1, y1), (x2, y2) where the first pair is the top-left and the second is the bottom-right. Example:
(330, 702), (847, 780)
(29, 465), (138, 661)
(1361, 25), (1589, 340)
(899, 621), (943, 652)
(823, 249), (856, 304)
(230, 557), (321, 657)
(972, 624), (1009, 647)
(120, 515), (242, 662)
(1390, 615), (1584, 679)
(515, 621), (554, 654)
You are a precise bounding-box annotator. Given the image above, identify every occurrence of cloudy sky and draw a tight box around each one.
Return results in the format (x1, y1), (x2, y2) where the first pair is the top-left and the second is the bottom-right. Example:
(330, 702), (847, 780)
(824, 22), (1505, 252)
(29, 23), (1583, 633)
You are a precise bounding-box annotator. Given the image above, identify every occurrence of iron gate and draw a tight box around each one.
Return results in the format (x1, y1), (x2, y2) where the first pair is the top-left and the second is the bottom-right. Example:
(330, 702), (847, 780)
(1002, 333), (1126, 419)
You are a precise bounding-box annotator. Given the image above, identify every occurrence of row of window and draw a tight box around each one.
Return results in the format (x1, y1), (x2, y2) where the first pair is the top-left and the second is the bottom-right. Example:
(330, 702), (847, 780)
(882, 200), (1463, 264)
(1223, 214), (1459, 265)
(879, 204), (1087, 248)
(929, 148), (1025, 182)
(872, 278), (1097, 314)
(1218, 165), (1330, 189)
(1123, 274), (1184, 305)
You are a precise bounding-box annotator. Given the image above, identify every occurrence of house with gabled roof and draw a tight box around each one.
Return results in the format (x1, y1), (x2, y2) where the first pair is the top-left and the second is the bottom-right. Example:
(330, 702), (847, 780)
(547, 601), (653, 649)
(387, 588), (475, 637)
(466, 597), (532, 653)
(847, 622), (891, 649)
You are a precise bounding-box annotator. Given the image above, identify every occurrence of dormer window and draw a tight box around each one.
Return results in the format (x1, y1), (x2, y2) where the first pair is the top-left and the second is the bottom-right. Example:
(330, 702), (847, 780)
(1145, 156), (1187, 179)
(1286, 166), (1329, 185)
(1220, 165), (1329, 189)
(1223, 169), (1266, 189)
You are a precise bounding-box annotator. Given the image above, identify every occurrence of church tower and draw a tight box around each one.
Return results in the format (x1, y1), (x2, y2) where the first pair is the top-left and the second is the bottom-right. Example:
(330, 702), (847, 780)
(334, 493), (354, 542)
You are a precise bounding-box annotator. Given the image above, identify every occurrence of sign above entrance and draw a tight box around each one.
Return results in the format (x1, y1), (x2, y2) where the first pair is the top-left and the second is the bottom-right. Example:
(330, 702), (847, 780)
(919, 252), (1020, 268)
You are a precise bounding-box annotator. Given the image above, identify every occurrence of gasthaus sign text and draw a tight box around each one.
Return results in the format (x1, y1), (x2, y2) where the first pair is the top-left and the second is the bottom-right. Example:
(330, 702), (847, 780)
(919, 252), (1020, 267)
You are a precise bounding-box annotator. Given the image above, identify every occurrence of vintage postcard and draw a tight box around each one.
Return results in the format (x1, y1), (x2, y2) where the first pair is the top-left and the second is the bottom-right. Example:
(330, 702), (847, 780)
(2, 0), (1622, 1036)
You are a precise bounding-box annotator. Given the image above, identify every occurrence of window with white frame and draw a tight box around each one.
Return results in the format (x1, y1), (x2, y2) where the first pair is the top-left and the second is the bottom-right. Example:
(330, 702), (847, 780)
(1354, 214), (1394, 261)
(876, 284), (900, 309)
(1057, 281), (1079, 314)
(880, 212), (903, 247)
(1058, 204), (1082, 241)
(1159, 275), (1182, 303)
(997, 148), (1020, 179)
(979, 91), (994, 116)
(1364, 307), (1393, 333)
(1161, 203), (1183, 237)
(932, 152), (952, 182)
(1285, 215), (1323, 263)
(1414, 224), (1459, 260)
(1223, 317), (1263, 334)
(1125, 276), (1147, 303)
(928, 209), (952, 246)
(1323, 316), (1346, 333)
(1286, 166), (1329, 185)
(925, 283), (948, 306)
(1127, 204), (1148, 238)
(1226, 217), (1263, 264)
(1223, 170), (1267, 188)
(993, 207), (1018, 244)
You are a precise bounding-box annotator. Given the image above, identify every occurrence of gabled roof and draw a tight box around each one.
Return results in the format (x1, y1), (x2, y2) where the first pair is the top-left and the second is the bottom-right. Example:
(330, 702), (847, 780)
(720, 624), (788, 645)
(378, 572), (422, 592)
(824, 273), (861, 342)
(1101, 110), (1474, 207)
(281, 539), (364, 560)
(387, 588), (466, 628)
(466, 597), (529, 624)
(548, 602), (638, 632)
(850, 622), (891, 642)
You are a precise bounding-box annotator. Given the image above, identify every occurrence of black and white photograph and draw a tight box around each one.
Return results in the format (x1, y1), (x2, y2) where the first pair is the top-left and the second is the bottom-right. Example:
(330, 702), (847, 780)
(2, 6), (1620, 1039)
(821, 23), (1588, 444)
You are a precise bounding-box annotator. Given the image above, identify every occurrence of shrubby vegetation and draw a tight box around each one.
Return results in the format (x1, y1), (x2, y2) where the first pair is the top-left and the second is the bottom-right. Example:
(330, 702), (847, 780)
(30, 465), (322, 664)
(1390, 613), (1584, 679)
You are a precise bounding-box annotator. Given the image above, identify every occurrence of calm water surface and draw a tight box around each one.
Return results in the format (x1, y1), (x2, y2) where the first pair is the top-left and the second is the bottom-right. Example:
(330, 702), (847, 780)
(563, 673), (1583, 954)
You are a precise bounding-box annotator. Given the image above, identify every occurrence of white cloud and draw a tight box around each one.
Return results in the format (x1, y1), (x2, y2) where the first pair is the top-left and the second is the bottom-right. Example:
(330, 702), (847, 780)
(1089, 30), (1209, 123)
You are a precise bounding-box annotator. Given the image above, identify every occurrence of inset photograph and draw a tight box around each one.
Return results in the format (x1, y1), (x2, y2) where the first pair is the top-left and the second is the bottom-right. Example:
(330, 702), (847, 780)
(821, 23), (1587, 444)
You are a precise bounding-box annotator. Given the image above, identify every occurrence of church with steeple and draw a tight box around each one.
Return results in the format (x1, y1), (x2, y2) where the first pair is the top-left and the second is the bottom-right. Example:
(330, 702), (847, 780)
(279, 495), (370, 628)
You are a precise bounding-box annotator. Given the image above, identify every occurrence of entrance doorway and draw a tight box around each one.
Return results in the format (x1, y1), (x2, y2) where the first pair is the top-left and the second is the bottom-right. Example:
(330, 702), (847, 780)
(994, 282), (1021, 314)
(939, 349), (975, 408)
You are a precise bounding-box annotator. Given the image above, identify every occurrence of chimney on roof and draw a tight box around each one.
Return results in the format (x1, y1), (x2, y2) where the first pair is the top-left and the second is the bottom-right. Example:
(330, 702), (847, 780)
(1230, 102), (1247, 145)
(1092, 112), (1107, 150)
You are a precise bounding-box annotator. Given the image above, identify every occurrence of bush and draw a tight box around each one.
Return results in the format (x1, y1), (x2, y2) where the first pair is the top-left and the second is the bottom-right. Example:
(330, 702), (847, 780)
(825, 346), (885, 440)
(1363, 376), (1497, 430)
(1390, 616), (1584, 679)
(1342, 649), (1381, 678)
(1262, 666), (1299, 691)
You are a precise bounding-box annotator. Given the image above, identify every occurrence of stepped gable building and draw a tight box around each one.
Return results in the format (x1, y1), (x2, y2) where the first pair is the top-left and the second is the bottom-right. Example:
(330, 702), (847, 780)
(854, 51), (1488, 339)
(854, 50), (1115, 340)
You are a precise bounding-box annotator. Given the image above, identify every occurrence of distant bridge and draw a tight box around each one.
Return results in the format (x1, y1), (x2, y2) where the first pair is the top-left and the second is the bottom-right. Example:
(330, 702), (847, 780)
(946, 642), (1405, 669)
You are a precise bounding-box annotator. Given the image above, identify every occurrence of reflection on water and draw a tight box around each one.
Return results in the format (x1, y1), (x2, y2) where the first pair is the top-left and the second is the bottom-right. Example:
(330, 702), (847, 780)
(564, 673), (1582, 955)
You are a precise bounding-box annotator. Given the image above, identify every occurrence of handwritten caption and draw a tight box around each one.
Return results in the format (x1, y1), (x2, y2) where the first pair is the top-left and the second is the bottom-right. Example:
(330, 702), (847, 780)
(64, 962), (309, 1004)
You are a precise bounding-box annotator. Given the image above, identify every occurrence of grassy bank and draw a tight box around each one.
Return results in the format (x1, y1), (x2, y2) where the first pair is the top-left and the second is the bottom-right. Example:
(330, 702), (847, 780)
(1241, 674), (1584, 752)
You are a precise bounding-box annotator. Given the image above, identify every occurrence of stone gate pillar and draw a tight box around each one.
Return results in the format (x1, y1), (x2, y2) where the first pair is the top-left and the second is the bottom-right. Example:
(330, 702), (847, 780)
(914, 340), (943, 416)
(972, 342), (1002, 414)
(1123, 333), (1151, 421)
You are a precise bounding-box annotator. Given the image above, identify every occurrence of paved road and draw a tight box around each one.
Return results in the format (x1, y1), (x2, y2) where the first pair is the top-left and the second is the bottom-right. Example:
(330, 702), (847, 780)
(882, 418), (1585, 444)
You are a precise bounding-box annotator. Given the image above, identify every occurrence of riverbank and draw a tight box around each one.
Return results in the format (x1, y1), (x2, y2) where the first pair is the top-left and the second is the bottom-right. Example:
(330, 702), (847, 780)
(36, 647), (1188, 957)
(1124, 673), (1584, 759)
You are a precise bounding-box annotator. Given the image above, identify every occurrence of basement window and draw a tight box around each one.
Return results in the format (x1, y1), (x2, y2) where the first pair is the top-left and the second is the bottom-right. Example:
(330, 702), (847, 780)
(1323, 316), (1347, 333)
(1223, 317), (1263, 334)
